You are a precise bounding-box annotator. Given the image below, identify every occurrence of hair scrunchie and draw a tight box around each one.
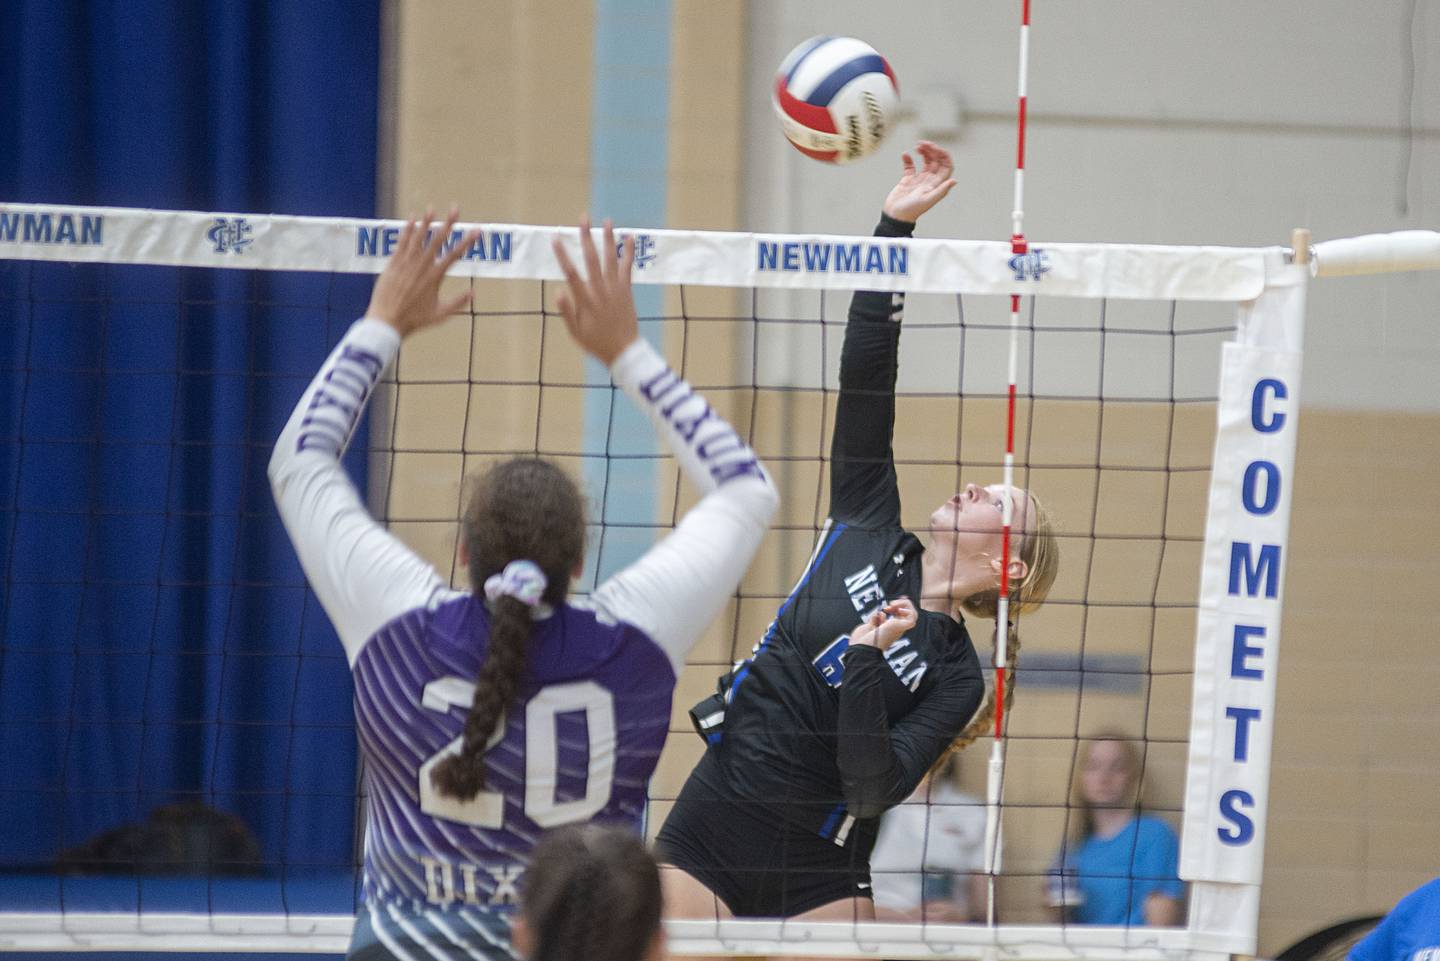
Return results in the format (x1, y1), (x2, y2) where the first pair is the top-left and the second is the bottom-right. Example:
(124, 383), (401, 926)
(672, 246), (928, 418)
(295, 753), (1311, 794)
(483, 559), (548, 608)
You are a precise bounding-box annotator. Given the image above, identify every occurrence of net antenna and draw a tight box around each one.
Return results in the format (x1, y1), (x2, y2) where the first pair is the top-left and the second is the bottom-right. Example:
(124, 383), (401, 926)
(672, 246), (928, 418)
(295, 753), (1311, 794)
(986, 0), (1033, 922)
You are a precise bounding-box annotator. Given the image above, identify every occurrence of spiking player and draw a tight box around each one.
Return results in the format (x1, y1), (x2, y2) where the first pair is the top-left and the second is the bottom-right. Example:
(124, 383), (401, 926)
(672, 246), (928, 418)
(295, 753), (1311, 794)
(269, 210), (777, 960)
(658, 143), (1061, 921)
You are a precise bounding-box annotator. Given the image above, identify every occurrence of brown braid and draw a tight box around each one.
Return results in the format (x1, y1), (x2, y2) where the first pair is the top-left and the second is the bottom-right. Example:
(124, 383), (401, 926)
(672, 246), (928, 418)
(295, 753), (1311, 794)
(429, 458), (586, 801)
(931, 620), (1022, 770)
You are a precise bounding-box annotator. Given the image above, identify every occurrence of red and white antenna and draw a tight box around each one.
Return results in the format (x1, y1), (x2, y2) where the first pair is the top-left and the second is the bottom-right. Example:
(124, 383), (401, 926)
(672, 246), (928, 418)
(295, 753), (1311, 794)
(985, 0), (1033, 925)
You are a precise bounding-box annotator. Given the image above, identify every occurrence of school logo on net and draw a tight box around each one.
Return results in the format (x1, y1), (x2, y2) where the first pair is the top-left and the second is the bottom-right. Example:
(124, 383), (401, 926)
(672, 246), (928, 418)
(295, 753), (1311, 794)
(208, 217), (254, 255)
(1009, 248), (1050, 281)
(620, 233), (658, 270)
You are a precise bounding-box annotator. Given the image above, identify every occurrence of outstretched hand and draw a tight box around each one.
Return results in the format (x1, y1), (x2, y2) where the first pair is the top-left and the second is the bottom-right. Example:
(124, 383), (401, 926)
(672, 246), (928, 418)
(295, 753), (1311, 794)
(367, 208), (480, 338)
(882, 141), (957, 224)
(551, 217), (639, 366)
(850, 597), (918, 652)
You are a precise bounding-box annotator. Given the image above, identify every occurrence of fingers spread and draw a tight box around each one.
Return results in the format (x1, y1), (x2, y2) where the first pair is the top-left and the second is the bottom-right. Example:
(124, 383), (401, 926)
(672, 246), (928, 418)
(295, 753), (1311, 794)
(418, 208), (436, 256)
(397, 217), (417, 257)
(619, 232), (634, 281)
(552, 234), (593, 317)
(579, 216), (603, 287)
(431, 208), (461, 263)
(601, 219), (617, 282)
(552, 235), (582, 286)
(441, 289), (472, 317)
(441, 227), (481, 273)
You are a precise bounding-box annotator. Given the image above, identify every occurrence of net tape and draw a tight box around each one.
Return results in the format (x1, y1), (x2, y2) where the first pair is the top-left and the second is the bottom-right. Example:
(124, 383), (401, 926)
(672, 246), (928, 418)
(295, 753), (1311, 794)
(0, 202), (1269, 300)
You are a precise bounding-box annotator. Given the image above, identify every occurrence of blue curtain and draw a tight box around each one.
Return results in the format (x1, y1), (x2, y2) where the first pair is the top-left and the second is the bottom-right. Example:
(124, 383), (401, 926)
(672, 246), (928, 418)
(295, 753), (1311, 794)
(0, 0), (379, 885)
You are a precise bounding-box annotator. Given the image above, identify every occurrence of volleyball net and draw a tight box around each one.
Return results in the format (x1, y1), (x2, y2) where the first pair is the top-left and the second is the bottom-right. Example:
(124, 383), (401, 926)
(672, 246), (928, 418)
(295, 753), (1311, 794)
(0, 203), (1436, 957)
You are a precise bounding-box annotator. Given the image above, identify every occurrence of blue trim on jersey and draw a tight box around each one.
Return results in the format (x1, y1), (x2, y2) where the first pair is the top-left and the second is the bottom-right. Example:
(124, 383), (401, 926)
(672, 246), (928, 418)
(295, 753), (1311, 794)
(726, 523), (848, 703)
(777, 523), (847, 619)
(805, 54), (889, 106)
(783, 35), (834, 85)
(818, 803), (845, 840)
(725, 624), (773, 709)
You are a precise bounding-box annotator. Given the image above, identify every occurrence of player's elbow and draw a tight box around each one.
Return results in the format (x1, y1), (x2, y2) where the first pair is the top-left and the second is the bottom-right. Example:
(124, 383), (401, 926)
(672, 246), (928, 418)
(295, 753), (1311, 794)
(847, 798), (888, 821)
(717, 470), (780, 529)
(266, 439), (312, 498)
(838, 764), (905, 820)
(266, 443), (289, 489)
(840, 778), (892, 821)
(751, 472), (780, 524)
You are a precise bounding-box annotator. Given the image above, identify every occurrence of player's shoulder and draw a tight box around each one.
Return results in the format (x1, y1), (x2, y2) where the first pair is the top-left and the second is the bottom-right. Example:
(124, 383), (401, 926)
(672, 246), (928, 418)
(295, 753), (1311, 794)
(361, 589), (467, 650)
(545, 598), (673, 677)
(919, 611), (976, 661)
(809, 523), (920, 598)
(1390, 876), (1440, 920)
(825, 517), (915, 551)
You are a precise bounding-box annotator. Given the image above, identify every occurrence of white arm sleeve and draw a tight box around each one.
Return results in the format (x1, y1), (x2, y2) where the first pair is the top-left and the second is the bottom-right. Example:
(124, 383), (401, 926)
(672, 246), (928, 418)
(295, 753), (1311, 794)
(590, 339), (779, 676)
(267, 318), (450, 664)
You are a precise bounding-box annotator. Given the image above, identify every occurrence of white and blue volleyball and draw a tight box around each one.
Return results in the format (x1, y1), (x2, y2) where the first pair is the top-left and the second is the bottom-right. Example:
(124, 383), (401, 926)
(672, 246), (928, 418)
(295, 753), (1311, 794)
(773, 36), (899, 164)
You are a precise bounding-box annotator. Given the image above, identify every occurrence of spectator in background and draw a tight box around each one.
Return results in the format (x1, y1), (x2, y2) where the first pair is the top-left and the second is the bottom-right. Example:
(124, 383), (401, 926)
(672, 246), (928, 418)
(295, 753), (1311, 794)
(870, 753), (988, 922)
(1048, 733), (1185, 926)
(1349, 877), (1440, 961)
(56, 803), (263, 876)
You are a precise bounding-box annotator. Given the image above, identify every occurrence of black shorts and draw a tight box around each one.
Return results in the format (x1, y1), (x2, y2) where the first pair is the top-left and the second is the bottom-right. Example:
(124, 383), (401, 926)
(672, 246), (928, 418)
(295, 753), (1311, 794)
(655, 748), (872, 918)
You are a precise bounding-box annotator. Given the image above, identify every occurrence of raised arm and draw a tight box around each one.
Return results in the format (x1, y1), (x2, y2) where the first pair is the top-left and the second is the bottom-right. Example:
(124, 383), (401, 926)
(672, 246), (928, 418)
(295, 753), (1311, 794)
(552, 220), (778, 677)
(830, 143), (957, 528)
(268, 211), (480, 663)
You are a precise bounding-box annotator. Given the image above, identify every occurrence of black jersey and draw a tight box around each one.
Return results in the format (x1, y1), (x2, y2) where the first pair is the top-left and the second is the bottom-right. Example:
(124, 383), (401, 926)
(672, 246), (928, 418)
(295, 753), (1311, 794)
(687, 215), (985, 855)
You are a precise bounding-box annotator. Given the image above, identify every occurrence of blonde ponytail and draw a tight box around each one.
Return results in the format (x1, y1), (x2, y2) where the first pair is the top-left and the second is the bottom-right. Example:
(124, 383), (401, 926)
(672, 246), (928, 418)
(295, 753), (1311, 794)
(931, 490), (1059, 767)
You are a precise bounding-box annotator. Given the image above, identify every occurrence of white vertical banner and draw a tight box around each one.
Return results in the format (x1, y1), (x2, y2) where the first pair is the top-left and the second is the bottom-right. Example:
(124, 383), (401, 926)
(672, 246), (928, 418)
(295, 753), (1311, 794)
(1181, 258), (1306, 888)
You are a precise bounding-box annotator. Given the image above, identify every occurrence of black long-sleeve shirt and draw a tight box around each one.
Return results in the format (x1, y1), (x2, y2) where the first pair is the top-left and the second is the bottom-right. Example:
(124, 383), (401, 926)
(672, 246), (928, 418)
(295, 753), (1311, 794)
(694, 214), (985, 853)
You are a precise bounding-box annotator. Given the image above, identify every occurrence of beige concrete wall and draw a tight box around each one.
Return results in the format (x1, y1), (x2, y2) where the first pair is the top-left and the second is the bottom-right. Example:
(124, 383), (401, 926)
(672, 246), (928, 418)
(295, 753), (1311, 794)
(1259, 409), (1440, 951)
(380, 0), (599, 585)
(384, 2), (1437, 952)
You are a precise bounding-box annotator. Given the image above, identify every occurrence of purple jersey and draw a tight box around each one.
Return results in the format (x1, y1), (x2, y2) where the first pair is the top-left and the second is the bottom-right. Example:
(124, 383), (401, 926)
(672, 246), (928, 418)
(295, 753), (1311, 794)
(270, 319), (776, 960)
(352, 597), (672, 908)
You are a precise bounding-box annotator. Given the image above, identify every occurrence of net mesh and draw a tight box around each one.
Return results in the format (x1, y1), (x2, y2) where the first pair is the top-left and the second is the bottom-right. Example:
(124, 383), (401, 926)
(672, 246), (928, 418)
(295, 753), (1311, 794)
(0, 208), (1278, 958)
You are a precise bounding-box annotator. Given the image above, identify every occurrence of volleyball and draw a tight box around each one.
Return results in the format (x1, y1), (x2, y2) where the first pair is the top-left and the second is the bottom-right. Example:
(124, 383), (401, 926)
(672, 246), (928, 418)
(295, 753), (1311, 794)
(773, 36), (899, 164)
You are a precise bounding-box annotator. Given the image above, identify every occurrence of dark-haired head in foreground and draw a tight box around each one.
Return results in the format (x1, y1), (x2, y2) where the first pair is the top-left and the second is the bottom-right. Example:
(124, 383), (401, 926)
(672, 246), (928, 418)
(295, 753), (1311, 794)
(514, 824), (664, 961)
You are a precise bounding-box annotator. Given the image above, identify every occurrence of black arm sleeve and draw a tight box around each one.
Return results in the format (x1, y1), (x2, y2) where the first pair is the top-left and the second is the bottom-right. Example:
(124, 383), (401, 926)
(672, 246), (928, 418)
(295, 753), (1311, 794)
(828, 213), (915, 529)
(834, 644), (984, 820)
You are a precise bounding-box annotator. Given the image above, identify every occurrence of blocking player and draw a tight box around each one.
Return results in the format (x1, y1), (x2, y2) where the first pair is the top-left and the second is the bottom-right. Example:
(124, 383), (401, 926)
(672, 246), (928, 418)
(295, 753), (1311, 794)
(269, 210), (776, 959)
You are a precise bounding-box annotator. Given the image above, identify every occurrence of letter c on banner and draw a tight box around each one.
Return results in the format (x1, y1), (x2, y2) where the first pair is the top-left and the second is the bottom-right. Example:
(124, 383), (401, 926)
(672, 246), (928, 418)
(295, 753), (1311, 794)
(1251, 378), (1287, 433)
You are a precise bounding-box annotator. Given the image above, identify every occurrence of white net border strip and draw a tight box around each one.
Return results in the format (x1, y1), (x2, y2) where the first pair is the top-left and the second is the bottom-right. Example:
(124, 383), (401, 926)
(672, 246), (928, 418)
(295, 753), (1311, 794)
(0, 913), (1246, 959)
(0, 201), (1270, 301)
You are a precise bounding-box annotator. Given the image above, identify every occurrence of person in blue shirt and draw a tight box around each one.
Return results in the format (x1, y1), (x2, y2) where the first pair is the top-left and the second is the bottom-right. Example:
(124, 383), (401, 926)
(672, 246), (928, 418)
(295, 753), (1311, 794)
(1047, 734), (1185, 926)
(1350, 877), (1440, 961)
